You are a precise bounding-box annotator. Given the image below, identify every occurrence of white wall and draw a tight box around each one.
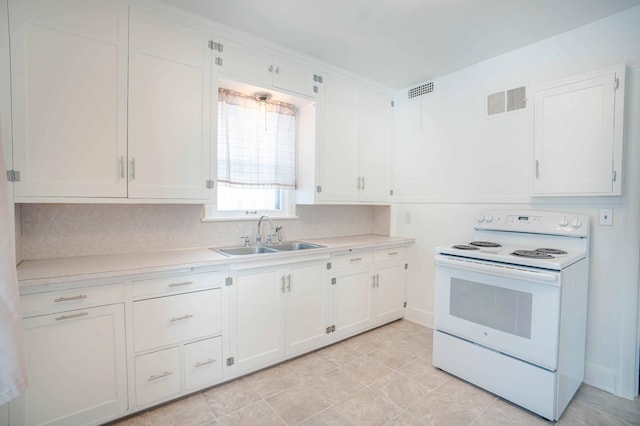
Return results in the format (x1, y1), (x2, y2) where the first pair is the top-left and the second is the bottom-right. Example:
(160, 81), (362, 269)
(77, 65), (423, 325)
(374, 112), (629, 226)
(391, 6), (640, 399)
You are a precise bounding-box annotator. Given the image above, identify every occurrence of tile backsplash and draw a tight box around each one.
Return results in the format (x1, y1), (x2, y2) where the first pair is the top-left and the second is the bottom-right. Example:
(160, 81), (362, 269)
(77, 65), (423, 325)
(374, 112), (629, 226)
(18, 203), (390, 260)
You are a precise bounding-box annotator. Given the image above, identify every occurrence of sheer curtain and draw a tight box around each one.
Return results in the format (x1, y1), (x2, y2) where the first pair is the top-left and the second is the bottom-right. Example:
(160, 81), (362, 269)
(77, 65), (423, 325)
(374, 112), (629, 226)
(217, 88), (296, 189)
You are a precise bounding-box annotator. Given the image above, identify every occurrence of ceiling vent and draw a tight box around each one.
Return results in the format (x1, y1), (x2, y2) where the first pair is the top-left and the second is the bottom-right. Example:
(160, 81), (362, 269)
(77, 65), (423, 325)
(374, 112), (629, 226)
(487, 86), (526, 116)
(408, 81), (434, 99)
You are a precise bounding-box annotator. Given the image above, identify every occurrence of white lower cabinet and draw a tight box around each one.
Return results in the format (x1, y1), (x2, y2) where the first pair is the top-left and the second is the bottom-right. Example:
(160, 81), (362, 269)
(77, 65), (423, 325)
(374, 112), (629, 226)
(229, 258), (330, 375)
(131, 279), (226, 409)
(135, 347), (181, 407)
(13, 302), (127, 426)
(329, 247), (407, 340)
(184, 337), (223, 391)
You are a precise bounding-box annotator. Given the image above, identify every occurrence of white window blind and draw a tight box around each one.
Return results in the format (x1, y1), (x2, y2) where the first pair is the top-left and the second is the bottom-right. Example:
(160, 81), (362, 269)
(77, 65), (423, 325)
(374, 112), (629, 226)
(217, 88), (296, 189)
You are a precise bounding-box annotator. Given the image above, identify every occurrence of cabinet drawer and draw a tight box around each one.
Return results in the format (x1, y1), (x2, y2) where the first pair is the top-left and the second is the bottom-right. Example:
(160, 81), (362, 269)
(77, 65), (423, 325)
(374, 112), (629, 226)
(132, 270), (226, 299)
(135, 347), (181, 407)
(331, 251), (373, 269)
(374, 247), (407, 263)
(184, 337), (223, 390)
(21, 284), (124, 317)
(133, 289), (222, 352)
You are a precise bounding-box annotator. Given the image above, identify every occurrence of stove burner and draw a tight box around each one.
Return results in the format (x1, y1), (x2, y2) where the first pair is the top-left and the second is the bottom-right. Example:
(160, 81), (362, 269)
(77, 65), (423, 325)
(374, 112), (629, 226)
(470, 241), (502, 248)
(511, 250), (554, 259)
(535, 248), (567, 255)
(452, 244), (480, 250)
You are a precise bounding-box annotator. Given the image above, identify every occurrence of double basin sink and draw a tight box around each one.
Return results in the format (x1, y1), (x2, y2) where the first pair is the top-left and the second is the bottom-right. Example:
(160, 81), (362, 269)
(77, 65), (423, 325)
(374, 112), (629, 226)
(214, 241), (325, 256)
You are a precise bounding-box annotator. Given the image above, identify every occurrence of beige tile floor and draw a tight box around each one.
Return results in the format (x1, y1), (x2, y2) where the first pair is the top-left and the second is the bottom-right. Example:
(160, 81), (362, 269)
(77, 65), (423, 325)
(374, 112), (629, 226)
(111, 320), (640, 425)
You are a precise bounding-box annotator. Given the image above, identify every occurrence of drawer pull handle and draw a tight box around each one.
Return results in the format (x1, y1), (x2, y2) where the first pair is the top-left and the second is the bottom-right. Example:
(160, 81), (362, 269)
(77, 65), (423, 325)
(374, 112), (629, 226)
(169, 314), (194, 323)
(168, 281), (194, 288)
(54, 294), (88, 303)
(55, 312), (88, 321)
(350, 258), (363, 262)
(147, 371), (173, 382)
(194, 358), (216, 368)
(388, 252), (399, 256)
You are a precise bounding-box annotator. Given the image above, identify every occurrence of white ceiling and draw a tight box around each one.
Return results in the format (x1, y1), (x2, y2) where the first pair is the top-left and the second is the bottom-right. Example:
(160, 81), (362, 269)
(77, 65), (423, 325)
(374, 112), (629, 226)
(160, 0), (640, 89)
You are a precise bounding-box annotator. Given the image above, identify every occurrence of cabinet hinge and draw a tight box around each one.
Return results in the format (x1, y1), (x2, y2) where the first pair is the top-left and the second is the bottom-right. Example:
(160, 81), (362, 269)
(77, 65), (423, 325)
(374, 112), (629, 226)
(331, 325), (336, 332)
(215, 57), (223, 66)
(390, 100), (395, 107)
(326, 262), (332, 270)
(225, 277), (233, 286)
(331, 277), (336, 285)
(6, 170), (20, 182)
(313, 74), (323, 83)
(206, 179), (215, 189)
(403, 301), (407, 308)
(316, 186), (322, 193)
(614, 77), (620, 90)
(389, 189), (394, 196)
(226, 357), (234, 366)
(612, 170), (617, 182)
(208, 41), (223, 52)
(313, 86), (319, 94)
(325, 326), (332, 334)
(404, 263), (408, 270)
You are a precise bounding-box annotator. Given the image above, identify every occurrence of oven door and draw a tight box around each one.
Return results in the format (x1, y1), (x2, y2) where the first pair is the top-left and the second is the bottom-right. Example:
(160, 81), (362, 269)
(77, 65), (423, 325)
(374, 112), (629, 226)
(434, 255), (561, 370)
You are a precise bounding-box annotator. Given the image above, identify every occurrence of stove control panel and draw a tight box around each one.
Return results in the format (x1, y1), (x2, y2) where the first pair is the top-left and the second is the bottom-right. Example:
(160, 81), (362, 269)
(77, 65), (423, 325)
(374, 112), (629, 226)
(474, 210), (589, 237)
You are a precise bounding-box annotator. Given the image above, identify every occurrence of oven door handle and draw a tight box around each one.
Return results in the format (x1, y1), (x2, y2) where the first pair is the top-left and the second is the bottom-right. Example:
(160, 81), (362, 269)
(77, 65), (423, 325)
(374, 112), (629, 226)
(435, 255), (560, 284)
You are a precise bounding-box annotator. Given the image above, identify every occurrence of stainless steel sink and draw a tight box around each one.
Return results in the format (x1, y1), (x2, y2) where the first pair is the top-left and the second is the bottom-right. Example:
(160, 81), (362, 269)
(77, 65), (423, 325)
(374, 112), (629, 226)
(212, 241), (325, 256)
(215, 246), (278, 256)
(268, 242), (325, 251)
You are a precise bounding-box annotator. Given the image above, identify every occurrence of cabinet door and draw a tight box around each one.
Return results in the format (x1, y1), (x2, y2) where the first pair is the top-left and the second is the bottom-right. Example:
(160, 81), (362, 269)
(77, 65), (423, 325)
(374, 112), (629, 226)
(533, 66), (623, 195)
(332, 268), (372, 339)
(317, 74), (359, 202)
(272, 56), (315, 97)
(286, 262), (330, 356)
(217, 38), (272, 89)
(17, 304), (127, 426)
(232, 268), (285, 374)
(128, 9), (213, 200)
(9, 0), (128, 198)
(358, 88), (392, 202)
(374, 263), (406, 324)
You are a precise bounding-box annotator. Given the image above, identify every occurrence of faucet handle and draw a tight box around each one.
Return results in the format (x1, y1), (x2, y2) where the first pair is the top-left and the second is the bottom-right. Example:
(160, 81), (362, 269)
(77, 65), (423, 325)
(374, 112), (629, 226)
(240, 235), (250, 247)
(266, 234), (273, 244)
(275, 226), (283, 243)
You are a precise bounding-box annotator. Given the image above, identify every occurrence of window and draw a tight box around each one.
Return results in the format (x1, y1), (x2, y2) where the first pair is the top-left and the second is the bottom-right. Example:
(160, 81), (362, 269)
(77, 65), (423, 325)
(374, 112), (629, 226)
(205, 88), (297, 219)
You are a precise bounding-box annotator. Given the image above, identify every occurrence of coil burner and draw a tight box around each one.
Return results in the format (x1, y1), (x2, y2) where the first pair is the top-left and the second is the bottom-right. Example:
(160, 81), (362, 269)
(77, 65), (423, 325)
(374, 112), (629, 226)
(511, 250), (554, 259)
(452, 245), (480, 250)
(469, 241), (502, 248)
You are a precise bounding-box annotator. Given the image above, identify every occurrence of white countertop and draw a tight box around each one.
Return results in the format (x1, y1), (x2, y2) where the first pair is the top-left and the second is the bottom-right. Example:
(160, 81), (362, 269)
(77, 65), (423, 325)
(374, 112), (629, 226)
(17, 234), (413, 289)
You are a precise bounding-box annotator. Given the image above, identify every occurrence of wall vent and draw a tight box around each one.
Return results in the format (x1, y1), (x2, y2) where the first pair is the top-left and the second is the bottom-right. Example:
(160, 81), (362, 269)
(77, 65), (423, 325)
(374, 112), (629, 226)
(408, 82), (434, 99)
(487, 86), (526, 116)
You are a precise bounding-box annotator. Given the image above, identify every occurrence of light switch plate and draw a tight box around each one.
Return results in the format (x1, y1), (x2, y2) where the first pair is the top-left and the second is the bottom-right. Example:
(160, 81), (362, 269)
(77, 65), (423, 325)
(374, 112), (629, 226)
(599, 209), (613, 226)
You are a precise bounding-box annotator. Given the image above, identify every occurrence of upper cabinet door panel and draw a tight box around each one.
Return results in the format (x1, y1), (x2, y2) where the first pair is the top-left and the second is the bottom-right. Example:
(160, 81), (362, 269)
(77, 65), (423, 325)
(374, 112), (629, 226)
(533, 64), (624, 196)
(217, 38), (272, 89)
(128, 9), (212, 200)
(271, 55), (315, 98)
(9, 0), (128, 198)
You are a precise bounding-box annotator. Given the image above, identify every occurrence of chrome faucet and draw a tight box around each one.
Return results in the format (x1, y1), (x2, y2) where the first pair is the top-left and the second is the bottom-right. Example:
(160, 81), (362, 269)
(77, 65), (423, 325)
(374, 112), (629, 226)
(256, 215), (273, 245)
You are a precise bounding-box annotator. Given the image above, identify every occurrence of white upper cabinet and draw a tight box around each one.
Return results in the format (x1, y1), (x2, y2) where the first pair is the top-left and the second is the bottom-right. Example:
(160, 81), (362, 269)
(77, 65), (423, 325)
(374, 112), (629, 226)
(128, 9), (215, 200)
(9, 0), (128, 198)
(532, 63), (625, 196)
(358, 87), (392, 202)
(217, 38), (316, 97)
(316, 73), (360, 202)
(298, 72), (393, 204)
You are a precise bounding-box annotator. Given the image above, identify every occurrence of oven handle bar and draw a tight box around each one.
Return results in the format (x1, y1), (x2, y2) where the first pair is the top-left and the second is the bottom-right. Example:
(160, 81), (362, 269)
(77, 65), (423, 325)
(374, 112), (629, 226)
(435, 255), (560, 284)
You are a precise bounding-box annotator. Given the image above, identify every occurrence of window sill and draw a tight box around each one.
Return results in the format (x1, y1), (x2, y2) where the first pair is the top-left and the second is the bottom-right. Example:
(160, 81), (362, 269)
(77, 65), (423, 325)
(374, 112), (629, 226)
(201, 215), (299, 223)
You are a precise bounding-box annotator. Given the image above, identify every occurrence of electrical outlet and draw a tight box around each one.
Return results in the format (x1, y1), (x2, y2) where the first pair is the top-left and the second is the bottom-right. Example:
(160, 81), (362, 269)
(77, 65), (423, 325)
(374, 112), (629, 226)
(599, 208), (613, 226)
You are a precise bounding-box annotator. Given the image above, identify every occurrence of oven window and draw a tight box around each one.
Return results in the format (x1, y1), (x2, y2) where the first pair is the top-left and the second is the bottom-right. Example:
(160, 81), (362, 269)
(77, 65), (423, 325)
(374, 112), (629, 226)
(450, 278), (533, 339)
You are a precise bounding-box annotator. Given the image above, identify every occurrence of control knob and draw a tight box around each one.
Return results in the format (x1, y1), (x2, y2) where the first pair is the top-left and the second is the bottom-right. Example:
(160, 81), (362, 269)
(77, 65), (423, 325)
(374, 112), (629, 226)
(485, 215), (493, 223)
(477, 215), (485, 223)
(571, 218), (582, 228)
(559, 216), (569, 227)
